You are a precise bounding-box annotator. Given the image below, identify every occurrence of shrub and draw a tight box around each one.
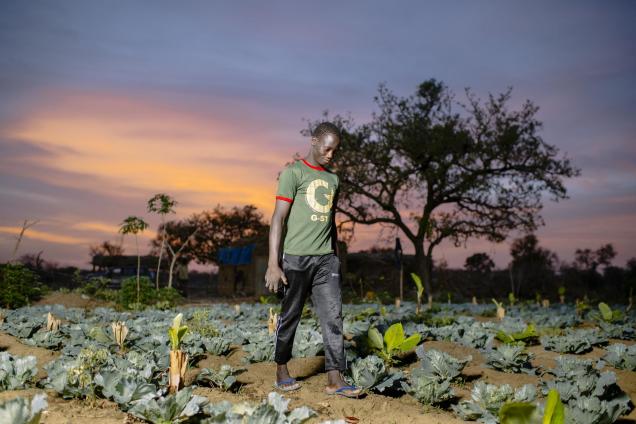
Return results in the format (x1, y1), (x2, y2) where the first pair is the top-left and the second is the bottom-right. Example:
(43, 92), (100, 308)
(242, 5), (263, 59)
(118, 277), (182, 309)
(0, 263), (43, 308)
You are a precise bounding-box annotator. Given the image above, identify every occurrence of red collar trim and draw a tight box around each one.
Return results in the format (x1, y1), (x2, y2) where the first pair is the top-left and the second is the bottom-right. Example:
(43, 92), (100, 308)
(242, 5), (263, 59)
(301, 158), (325, 171)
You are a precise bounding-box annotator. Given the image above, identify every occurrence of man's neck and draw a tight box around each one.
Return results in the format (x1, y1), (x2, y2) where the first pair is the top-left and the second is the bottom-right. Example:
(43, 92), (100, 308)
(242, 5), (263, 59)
(302, 155), (326, 171)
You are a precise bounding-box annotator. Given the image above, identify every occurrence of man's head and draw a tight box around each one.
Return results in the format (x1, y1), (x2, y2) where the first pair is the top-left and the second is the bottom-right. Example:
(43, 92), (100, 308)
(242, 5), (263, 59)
(310, 122), (341, 167)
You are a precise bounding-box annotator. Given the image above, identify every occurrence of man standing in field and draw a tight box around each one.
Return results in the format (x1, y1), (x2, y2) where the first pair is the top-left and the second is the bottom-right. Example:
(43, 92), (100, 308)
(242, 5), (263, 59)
(265, 122), (360, 398)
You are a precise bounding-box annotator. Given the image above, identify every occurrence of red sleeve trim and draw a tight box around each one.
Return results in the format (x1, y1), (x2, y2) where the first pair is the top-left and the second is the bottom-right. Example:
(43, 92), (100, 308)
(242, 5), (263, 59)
(276, 195), (293, 203)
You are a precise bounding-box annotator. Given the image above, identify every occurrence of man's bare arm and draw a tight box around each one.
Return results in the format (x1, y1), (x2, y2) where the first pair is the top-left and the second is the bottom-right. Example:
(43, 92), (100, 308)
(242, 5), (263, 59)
(265, 199), (292, 292)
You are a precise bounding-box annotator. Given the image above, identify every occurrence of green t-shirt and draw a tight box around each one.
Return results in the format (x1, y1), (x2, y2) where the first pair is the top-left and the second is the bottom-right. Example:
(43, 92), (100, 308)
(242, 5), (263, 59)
(275, 159), (339, 256)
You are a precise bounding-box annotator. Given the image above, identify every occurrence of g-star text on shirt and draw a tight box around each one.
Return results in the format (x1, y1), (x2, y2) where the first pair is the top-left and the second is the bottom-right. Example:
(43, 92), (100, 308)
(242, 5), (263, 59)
(310, 214), (329, 222)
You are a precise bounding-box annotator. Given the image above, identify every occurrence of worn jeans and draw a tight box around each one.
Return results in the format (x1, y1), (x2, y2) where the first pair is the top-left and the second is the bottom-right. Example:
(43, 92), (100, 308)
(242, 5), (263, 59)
(274, 253), (346, 371)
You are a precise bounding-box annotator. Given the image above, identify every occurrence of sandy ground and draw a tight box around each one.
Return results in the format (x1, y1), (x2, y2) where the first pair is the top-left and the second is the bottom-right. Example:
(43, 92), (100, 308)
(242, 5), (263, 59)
(1, 293), (634, 423)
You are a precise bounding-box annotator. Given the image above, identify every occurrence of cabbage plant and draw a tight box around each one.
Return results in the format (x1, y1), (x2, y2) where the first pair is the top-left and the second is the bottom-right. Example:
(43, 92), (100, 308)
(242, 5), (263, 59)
(202, 392), (315, 424)
(415, 346), (471, 382)
(0, 394), (47, 424)
(603, 343), (636, 371)
(346, 355), (403, 393)
(484, 345), (535, 374)
(401, 369), (455, 408)
(0, 352), (38, 390)
(452, 382), (536, 422)
(128, 386), (208, 424)
(195, 365), (245, 392)
(540, 356), (633, 424)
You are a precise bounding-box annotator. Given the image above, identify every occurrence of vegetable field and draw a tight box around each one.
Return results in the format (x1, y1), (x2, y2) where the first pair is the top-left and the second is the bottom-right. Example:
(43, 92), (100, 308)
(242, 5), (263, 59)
(1, 297), (635, 423)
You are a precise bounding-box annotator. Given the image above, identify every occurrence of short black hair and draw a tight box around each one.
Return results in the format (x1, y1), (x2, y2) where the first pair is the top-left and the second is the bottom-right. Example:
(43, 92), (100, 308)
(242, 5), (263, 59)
(311, 121), (341, 139)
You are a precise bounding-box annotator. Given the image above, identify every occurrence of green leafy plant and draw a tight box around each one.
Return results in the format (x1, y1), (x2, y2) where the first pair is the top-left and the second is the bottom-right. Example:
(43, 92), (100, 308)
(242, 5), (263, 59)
(187, 309), (219, 337)
(367, 322), (421, 365)
(94, 371), (156, 410)
(0, 394), (48, 424)
(603, 344), (636, 371)
(168, 313), (188, 351)
(119, 215), (149, 304)
(203, 392), (315, 423)
(195, 365), (245, 392)
(410, 273), (425, 314)
(498, 389), (564, 424)
(596, 302), (623, 323)
(0, 352), (38, 390)
(452, 382), (536, 422)
(540, 356), (633, 423)
(496, 324), (539, 346)
(128, 386), (208, 424)
(402, 371), (455, 408)
(346, 355), (403, 393)
(0, 263), (43, 308)
(415, 346), (471, 382)
(484, 345), (535, 374)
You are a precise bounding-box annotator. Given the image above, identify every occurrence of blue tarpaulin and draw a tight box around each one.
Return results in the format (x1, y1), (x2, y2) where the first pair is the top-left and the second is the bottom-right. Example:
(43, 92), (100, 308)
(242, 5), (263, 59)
(217, 244), (255, 265)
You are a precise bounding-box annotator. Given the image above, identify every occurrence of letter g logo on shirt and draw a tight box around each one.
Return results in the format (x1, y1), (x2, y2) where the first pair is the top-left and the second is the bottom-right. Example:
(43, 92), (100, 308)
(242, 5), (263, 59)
(306, 179), (334, 213)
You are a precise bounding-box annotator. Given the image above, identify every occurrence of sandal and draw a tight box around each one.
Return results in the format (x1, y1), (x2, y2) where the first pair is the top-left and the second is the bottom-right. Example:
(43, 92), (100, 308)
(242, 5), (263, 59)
(325, 385), (361, 398)
(273, 377), (301, 392)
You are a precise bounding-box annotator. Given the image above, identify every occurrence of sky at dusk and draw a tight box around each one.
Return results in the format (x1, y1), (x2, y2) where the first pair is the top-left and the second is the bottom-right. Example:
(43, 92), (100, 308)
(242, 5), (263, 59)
(1, 1), (635, 270)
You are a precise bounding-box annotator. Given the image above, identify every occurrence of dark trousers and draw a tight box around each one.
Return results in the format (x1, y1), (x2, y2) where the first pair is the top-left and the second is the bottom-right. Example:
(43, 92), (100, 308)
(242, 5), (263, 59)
(274, 253), (346, 371)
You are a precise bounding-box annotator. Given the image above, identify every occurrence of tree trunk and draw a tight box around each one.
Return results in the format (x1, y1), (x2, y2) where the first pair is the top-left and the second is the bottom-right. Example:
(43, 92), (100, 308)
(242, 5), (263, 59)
(168, 255), (177, 289)
(155, 223), (166, 290)
(135, 235), (140, 304)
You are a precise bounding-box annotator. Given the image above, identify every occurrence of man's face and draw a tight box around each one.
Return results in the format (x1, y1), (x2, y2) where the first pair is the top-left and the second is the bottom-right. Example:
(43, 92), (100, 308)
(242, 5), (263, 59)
(312, 133), (340, 166)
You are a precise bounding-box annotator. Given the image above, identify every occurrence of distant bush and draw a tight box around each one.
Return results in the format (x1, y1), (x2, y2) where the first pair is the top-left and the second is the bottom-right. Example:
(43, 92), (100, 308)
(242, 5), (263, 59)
(0, 263), (43, 308)
(80, 277), (118, 303)
(118, 276), (182, 310)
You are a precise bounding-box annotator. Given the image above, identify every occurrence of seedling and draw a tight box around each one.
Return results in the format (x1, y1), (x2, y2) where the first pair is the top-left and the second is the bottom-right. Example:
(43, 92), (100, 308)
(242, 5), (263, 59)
(410, 273), (425, 314)
(495, 324), (538, 346)
(598, 302), (623, 322)
(168, 313), (188, 393)
(368, 322), (421, 365)
(492, 299), (506, 320)
(558, 286), (566, 304)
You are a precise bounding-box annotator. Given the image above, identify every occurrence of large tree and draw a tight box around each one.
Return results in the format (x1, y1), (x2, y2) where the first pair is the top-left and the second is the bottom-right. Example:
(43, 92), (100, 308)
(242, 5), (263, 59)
(306, 79), (579, 298)
(152, 204), (268, 266)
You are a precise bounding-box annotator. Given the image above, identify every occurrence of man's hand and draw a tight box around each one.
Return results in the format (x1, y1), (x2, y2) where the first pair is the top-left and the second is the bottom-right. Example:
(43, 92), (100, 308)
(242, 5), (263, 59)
(265, 265), (288, 293)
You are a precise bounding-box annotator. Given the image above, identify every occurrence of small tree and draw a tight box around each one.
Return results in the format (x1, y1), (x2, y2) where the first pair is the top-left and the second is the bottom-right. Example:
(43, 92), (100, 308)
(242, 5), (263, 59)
(166, 227), (199, 289)
(147, 194), (177, 289)
(118, 216), (149, 304)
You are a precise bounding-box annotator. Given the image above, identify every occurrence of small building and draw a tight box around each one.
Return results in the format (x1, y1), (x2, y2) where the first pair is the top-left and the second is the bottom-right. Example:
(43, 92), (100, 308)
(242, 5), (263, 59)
(217, 241), (268, 297)
(90, 254), (160, 288)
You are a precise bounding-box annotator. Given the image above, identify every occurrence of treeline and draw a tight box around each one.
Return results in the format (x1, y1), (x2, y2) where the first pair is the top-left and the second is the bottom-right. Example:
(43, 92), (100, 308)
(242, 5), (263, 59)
(345, 234), (635, 305)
